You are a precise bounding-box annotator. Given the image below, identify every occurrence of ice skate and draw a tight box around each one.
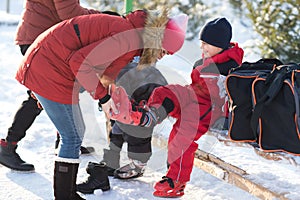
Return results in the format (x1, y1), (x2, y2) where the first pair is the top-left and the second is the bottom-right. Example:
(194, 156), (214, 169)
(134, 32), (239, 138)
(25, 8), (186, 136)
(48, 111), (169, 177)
(153, 176), (186, 198)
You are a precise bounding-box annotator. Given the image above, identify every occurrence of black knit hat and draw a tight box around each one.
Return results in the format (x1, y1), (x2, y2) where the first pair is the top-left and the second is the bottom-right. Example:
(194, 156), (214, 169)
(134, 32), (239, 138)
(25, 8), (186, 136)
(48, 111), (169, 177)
(199, 17), (232, 49)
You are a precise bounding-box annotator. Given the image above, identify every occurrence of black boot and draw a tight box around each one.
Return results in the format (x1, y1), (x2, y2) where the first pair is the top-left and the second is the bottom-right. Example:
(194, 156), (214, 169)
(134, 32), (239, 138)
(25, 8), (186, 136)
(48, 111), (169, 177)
(76, 161), (110, 194)
(0, 139), (34, 171)
(54, 161), (84, 200)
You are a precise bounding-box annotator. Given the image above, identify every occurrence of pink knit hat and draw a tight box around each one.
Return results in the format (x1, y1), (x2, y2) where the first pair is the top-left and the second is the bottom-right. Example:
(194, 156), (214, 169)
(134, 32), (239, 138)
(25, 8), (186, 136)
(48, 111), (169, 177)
(162, 14), (188, 54)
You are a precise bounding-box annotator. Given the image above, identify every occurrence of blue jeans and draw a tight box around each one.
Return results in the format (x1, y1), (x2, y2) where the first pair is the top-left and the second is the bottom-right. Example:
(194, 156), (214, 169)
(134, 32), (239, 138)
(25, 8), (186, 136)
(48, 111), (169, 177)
(34, 94), (85, 159)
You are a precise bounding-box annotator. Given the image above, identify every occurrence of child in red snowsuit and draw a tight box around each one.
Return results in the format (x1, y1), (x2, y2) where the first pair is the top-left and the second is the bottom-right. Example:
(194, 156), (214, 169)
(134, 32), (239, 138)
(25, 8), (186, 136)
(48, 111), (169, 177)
(109, 17), (244, 198)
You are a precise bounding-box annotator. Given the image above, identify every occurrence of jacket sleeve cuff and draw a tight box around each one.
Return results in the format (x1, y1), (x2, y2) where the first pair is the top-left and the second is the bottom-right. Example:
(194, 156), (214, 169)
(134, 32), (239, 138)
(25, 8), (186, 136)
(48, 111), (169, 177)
(91, 82), (107, 100)
(99, 94), (111, 104)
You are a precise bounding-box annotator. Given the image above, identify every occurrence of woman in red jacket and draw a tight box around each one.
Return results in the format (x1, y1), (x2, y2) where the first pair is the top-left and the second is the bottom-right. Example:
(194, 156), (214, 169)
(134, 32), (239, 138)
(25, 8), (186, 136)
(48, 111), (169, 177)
(0, 0), (100, 173)
(15, 9), (188, 200)
(110, 17), (244, 198)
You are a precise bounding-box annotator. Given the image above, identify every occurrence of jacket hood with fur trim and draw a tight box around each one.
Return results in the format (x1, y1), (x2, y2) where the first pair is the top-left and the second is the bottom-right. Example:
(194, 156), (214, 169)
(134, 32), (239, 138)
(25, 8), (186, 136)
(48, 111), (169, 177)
(126, 9), (170, 69)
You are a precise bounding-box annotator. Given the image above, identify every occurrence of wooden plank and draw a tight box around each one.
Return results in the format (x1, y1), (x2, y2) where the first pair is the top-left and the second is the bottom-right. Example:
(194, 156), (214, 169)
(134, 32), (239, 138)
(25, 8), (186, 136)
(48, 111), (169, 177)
(152, 135), (289, 200)
(195, 149), (247, 175)
(227, 172), (287, 200)
(194, 150), (288, 200)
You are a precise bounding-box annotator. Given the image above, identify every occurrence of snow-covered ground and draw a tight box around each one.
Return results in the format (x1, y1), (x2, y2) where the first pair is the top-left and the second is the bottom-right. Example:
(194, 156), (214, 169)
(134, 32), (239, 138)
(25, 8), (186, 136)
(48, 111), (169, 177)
(1, 1), (300, 200)
(0, 16), (257, 200)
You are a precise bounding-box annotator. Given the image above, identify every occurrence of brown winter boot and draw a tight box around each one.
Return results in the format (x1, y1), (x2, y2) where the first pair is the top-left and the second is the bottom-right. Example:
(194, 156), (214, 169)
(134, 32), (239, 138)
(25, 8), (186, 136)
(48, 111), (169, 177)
(54, 160), (84, 200)
(0, 139), (34, 171)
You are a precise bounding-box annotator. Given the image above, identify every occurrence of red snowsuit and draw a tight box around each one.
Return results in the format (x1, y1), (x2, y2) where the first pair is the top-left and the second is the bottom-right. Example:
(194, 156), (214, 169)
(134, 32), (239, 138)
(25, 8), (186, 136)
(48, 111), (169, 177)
(148, 42), (244, 182)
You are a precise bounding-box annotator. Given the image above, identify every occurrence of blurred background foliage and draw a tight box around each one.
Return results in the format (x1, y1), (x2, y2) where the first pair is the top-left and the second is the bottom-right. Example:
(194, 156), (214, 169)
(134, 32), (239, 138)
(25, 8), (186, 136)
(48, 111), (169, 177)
(86, 0), (299, 63)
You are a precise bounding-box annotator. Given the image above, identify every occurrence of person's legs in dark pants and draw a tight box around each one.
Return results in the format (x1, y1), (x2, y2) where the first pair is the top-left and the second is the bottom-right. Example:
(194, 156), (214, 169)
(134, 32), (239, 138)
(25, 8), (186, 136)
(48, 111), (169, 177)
(0, 45), (39, 171)
(102, 123), (125, 175)
(114, 125), (153, 179)
(125, 133), (152, 164)
(6, 90), (42, 142)
(0, 90), (40, 171)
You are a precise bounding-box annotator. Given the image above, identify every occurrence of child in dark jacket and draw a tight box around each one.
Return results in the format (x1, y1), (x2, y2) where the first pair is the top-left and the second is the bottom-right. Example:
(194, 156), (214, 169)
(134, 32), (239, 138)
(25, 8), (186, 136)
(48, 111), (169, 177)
(108, 17), (244, 198)
(76, 60), (168, 194)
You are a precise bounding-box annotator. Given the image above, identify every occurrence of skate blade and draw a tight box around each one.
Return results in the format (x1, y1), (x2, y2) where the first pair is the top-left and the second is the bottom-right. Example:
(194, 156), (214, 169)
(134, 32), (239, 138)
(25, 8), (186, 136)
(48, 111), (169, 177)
(153, 190), (184, 198)
(114, 171), (143, 179)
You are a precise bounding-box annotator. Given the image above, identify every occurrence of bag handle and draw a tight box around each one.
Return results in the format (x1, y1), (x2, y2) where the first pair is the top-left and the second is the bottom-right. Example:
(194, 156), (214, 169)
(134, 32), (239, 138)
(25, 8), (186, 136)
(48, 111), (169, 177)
(250, 63), (300, 138)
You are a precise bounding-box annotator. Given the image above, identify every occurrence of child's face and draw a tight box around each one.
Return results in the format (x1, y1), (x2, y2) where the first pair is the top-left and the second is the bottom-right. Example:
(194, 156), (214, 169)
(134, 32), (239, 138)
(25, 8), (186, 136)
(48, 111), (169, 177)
(200, 41), (223, 58)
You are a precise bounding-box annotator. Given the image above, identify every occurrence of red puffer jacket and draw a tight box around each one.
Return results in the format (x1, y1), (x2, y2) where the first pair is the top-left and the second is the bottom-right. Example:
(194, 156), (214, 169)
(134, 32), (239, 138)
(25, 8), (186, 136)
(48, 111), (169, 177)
(191, 42), (244, 124)
(15, 0), (100, 45)
(16, 11), (146, 104)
